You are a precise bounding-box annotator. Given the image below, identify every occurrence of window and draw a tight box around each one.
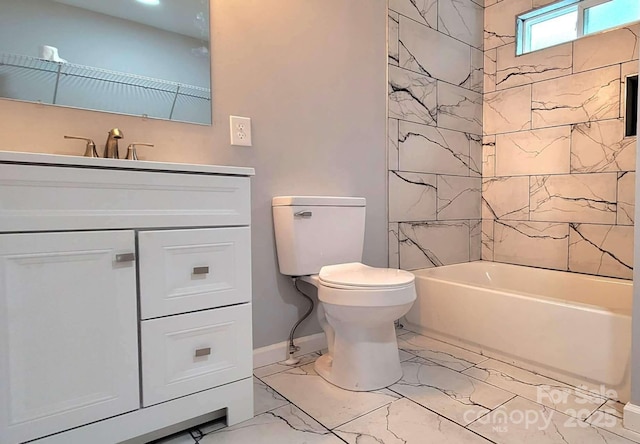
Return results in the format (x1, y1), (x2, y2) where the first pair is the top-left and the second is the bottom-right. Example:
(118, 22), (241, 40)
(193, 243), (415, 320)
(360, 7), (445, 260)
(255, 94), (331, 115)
(517, 0), (640, 55)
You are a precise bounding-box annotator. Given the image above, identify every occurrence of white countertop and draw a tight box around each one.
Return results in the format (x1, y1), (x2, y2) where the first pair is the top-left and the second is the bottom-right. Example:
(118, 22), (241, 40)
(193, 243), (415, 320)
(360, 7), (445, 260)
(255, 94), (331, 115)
(0, 150), (255, 176)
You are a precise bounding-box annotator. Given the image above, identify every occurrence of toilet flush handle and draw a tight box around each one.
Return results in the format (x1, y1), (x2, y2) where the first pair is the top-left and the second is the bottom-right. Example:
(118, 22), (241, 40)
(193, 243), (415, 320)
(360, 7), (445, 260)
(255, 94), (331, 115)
(294, 210), (313, 218)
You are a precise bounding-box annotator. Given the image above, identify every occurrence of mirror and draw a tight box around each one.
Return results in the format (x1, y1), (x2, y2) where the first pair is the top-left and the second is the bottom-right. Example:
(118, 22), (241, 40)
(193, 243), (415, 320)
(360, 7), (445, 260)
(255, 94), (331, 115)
(0, 0), (211, 125)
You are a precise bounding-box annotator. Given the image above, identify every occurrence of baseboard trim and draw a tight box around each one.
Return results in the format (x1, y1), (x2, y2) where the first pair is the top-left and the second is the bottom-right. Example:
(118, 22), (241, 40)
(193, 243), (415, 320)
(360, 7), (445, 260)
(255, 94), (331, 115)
(624, 403), (640, 432)
(253, 332), (327, 369)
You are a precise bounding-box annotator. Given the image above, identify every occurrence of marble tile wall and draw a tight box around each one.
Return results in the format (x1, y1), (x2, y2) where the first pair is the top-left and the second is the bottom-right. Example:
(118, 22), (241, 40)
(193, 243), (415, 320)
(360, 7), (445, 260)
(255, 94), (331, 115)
(482, 3), (639, 279)
(388, 0), (484, 270)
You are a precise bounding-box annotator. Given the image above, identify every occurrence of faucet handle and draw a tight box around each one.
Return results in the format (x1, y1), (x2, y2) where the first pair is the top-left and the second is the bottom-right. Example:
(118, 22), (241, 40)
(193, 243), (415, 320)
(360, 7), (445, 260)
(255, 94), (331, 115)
(64, 135), (98, 158)
(125, 143), (154, 160)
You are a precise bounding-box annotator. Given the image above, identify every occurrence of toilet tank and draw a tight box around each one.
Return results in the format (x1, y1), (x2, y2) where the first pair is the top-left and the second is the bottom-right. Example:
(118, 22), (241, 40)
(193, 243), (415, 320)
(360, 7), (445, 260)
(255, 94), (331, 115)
(272, 196), (366, 276)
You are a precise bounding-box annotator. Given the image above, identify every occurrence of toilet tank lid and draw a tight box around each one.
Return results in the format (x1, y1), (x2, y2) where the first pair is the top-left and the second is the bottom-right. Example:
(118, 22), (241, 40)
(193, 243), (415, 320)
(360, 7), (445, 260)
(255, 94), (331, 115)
(272, 196), (366, 207)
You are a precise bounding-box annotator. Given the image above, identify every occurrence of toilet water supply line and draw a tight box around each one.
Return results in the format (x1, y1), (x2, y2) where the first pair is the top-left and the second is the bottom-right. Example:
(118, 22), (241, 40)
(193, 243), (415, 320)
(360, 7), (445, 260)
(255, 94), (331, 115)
(284, 277), (315, 365)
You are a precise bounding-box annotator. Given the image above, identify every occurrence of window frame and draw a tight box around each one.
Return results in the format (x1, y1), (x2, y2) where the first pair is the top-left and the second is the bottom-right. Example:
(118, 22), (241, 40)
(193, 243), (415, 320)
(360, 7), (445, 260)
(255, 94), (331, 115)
(516, 0), (638, 56)
(579, 0), (633, 35)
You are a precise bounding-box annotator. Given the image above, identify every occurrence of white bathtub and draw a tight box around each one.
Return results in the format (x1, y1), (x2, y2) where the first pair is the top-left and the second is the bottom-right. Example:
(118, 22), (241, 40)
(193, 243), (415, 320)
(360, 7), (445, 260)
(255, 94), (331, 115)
(405, 261), (632, 402)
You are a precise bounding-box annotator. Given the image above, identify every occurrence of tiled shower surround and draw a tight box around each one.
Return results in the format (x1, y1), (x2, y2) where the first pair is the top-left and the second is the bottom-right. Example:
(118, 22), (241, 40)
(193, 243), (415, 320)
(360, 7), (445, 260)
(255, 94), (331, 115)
(482, 2), (638, 279)
(388, 0), (639, 280)
(387, 0), (484, 270)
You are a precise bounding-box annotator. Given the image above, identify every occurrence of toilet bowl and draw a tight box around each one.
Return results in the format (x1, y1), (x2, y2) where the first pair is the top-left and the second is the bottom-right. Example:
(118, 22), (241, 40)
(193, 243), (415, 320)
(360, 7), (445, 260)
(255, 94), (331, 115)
(303, 262), (416, 391)
(272, 196), (416, 392)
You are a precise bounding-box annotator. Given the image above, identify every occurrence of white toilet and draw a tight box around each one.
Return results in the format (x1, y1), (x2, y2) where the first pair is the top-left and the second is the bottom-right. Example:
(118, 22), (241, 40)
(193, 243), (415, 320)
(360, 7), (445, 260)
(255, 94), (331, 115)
(272, 196), (416, 391)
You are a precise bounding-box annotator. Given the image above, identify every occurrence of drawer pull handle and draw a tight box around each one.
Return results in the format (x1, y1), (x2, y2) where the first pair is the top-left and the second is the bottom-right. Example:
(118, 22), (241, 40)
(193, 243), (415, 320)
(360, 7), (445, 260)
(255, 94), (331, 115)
(195, 347), (211, 357)
(193, 266), (210, 275)
(115, 252), (136, 263)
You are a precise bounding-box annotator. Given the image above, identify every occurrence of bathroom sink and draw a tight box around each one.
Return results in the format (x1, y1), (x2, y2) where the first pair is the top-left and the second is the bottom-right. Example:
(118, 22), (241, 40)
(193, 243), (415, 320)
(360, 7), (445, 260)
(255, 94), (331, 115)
(0, 150), (255, 176)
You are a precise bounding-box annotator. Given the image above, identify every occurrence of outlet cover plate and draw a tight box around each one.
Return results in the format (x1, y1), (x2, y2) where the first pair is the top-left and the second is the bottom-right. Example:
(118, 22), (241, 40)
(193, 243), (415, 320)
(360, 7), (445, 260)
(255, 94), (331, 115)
(230, 116), (252, 146)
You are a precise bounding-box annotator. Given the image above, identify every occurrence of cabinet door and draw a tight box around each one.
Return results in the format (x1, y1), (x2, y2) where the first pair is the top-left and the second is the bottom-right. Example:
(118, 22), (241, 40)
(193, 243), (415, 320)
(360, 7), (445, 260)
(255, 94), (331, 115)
(0, 231), (140, 444)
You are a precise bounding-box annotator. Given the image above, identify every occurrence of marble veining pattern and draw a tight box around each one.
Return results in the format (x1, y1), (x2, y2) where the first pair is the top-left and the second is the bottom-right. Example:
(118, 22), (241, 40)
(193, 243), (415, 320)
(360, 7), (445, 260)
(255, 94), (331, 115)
(493, 220), (569, 270)
(388, 118), (399, 171)
(389, 0), (438, 28)
(568, 223), (633, 279)
(390, 357), (516, 425)
(482, 176), (529, 220)
(335, 398), (493, 444)
(484, 0), (531, 50)
(438, 82), (483, 135)
(495, 42), (572, 90)
(463, 359), (605, 418)
(398, 332), (488, 371)
(388, 12), (399, 66)
(484, 85), (532, 134)
(399, 16), (472, 86)
(253, 377), (289, 416)
(398, 120), (479, 176)
(398, 221), (471, 269)
(389, 223), (400, 269)
(437, 175), (482, 220)
(482, 0), (637, 280)
(573, 24), (640, 74)
(388, 65), (437, 125)
(469, 133), (483, 177)
(482, 135), (496, 177)
(618, 172), (635, 226)
(471, 47), (484, 93)
(469, 218), (482, 261)
(469, 396), (631, 444)
(438, 0), (484, 49)
(481, 219), (494, 260)
(531, 66), (620, 129)
(388, 0), (484, 274)
(529, 174), (617, 224)
(262, 363), (401, 429)
(495, 126), (571, 176)
(389, 170), (437, 222)
(483, 48), (497, 93)
(161, 329), (638, 444)
(571, 119), (636, 173)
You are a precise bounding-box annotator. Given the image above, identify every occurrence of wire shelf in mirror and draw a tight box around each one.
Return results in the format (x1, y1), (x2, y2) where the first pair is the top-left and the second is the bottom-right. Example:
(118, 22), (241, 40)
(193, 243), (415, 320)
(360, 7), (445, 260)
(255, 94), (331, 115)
(0, 52), (211, 122)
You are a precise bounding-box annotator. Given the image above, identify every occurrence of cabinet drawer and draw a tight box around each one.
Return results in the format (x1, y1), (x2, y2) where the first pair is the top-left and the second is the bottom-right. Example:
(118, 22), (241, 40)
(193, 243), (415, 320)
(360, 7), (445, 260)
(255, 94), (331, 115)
(141, 304), (252, 407)
(139, 228), (251, 319)
(0, 164), (251, 232)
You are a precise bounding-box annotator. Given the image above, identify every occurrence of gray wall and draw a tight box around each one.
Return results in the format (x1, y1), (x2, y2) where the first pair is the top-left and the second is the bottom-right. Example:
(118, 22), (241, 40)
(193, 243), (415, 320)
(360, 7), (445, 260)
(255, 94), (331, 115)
(0, 0), (388, 349)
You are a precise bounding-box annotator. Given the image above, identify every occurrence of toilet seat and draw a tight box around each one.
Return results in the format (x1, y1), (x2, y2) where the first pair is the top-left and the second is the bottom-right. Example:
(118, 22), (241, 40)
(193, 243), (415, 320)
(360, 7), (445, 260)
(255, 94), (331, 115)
(317, 262), (416, 307)
(319, 262), (414, 289)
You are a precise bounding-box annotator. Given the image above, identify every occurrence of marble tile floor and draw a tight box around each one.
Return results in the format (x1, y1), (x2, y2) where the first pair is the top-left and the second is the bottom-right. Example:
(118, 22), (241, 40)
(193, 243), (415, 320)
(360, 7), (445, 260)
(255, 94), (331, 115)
(153, 329), (640, 444)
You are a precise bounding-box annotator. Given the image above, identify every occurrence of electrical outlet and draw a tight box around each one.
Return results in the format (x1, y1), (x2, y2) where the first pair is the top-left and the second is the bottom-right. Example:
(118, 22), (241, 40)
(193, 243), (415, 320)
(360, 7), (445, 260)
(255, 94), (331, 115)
(230, 116), (252, 146)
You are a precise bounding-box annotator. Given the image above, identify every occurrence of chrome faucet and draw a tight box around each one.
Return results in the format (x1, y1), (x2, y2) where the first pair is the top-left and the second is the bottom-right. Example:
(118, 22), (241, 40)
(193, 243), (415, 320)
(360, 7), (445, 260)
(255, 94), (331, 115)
(104, 128), (123, 159)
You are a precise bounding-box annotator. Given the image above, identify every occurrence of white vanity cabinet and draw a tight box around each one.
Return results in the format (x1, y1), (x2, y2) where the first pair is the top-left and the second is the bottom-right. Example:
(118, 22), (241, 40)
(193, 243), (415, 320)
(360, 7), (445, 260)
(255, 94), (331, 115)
(0, 152), (255, 444)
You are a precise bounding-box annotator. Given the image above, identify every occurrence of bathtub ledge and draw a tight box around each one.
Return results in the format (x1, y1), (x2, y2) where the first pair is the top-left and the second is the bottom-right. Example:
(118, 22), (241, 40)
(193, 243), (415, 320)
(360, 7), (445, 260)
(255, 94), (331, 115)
(623, 403), (640, 433)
